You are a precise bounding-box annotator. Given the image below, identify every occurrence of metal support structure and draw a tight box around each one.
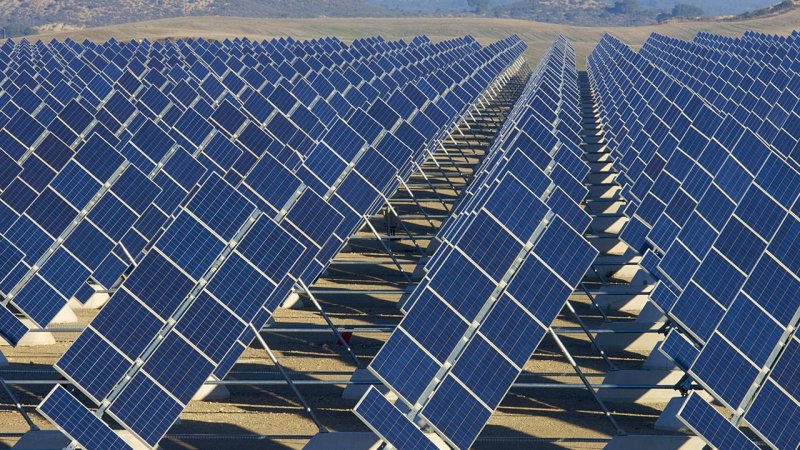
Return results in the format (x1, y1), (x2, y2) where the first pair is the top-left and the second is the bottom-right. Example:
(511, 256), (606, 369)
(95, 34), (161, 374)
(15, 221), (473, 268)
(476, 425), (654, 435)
(564, 300), (616, 371)
(297, 280), (364, 370)
(0, 378), (38, 431)
(579, 282), (610, 322)
(250, 324), (327, 433)
(363, 218), (413, 285)
(409, 162), (451, 212)
(397, 176), (436, 229)
(383, 203), (426, 257)
(548, 328), (626, 436)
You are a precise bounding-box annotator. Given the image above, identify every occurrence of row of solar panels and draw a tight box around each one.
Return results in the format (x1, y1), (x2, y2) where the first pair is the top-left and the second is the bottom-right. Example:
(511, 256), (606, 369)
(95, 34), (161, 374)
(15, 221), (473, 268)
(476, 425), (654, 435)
(14, 34), (529, 450)
(354, 35), (598, 450)
(0, 32), (513, 346)
(589, 32), (800, 450)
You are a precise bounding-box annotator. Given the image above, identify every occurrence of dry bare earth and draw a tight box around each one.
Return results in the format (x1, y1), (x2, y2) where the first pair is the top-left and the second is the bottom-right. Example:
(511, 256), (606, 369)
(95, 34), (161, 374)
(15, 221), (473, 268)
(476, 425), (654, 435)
(18, 8), (800, 68)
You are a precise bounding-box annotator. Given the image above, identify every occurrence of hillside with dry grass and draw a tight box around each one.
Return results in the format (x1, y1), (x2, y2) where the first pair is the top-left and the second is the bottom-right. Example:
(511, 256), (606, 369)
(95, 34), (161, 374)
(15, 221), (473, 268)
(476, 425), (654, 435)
(15, 7), (800, 68)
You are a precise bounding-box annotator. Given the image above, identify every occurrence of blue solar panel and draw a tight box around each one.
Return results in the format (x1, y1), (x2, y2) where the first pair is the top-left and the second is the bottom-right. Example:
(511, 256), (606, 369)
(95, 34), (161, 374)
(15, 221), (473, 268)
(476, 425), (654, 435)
(690, 333), (759, 409)
(38, 386), (131, 450)
(12, 274), (67, 327)
(56, 327), (131, 402)
(450, 334), (518, 408)
(107, 372), (183, 447)
(91, 289), (164, 359)
(479, 293), (546, 368)
(157, 212), (225, 280)
(677, 393), (758, 450)
(421, 374), (491, 450)
(370, 329), (441, 404)
(142, 332), (213, 404)
(174, 291), (246, 364)
(354, 387), (440, 450)
(400, 288), (469, 363)
(205, 253), (277, 322)
(124, 250), (195, 320)
(427, 250), (496, 323)
(243, 153), (302, 210)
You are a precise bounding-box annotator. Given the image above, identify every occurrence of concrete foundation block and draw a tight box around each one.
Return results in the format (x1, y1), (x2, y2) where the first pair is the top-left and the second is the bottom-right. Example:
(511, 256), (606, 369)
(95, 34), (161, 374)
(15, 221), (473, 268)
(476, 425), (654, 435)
(0, 319), (55, 347)
(280, 292), (305, 309)
(604, 435), (704, 450)
(49, 304), (78, 324)
(594, 292), (650, 313)
(116, 430), (154, 449)
(588, 237), (630, 256)
(303, 432), (382, 450)
(597, 369), (683, 404)
(343, 368), (386, 400)
(642, 342), (678, 371)
(67, 297), (83, 310)
(191, 379), (231, 401)
(594, 321), (664, 353)
(12, 430), (70, 449)
(636, 302), (667, 324)
(591, 216), (627, 235)
(83, 291), (111, 309)
(655, 396), (692, 432)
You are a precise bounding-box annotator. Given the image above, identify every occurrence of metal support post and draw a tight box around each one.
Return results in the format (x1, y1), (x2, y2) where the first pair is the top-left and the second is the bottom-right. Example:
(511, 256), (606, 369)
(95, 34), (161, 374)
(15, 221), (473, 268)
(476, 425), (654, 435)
(297, 280), (364, 370)
(250, 324), (327, 433)
(548, 328), (626, 436)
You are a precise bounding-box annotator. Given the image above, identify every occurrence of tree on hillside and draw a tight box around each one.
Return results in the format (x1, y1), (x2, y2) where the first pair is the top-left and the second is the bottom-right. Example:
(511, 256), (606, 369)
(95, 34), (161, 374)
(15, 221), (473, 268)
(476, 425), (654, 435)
(467, 0), (490, 14)
(609, 0), (639, 14)
(671, 3), (704, 17)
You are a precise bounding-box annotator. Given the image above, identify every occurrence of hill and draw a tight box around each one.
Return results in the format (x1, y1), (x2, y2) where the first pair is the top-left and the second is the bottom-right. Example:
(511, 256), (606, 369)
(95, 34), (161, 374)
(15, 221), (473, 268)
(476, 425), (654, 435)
(0, 0), (393, 32)
(15, 7), (800, 69)
(1, 0), (793, 35)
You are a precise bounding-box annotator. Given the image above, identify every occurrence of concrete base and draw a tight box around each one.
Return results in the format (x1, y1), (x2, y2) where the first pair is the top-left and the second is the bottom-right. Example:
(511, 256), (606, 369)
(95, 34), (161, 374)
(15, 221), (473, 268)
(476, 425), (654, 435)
(303, 432), (382, 450)
(597, 370), (683, 404)
(636, 302), (667, 323)
(642, 342), (678, 371)
(116, 430), (154, 449)
(343, 368), (386, 400)
(49, 304), (78, 324)
(594, 321), (663, 353)
(191, 379), (231, 401)
(67, 297), (83, 310)
(604, 435), (704, 450)
(12, 430), (70, 449)
(83, 291), (111, 309)
(280, 292), (305, 309)
(655, 397), (692, 432)
(588, 236), (629, 255)
(594, 291), (650, 313)
(0, 319), (55, 347)
(396, 284), (419, 312)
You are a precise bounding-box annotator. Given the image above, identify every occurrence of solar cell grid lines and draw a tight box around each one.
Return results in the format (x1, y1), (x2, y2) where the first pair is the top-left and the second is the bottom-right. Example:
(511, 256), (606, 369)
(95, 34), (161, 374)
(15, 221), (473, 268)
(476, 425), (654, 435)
(0, 32), (531, 449)
(589, 29), (800, 450)
(359, 36), (599, 450)
(4, 25), (798, 450)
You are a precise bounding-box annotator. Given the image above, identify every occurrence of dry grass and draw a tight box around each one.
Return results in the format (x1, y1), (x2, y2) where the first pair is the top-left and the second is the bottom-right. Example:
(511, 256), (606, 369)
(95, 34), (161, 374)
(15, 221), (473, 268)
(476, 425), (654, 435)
(17, 10), (800, 68)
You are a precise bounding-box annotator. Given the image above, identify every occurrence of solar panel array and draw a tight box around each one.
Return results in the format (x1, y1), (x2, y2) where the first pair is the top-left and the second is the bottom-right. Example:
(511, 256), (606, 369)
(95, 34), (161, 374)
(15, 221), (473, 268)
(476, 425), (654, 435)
(0, 33), (523, 349)
(355, 35), (598, 450)
(589, 31), (800, 450)
(0, 33), (531, 449)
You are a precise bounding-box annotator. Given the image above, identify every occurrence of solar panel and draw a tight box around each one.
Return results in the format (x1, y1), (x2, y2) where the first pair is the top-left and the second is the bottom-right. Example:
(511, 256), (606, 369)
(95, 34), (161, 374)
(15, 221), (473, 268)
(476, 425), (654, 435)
(360, 36), (598, 449)
(589, 30), (800, 449)
(9, 32), (532, 448)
